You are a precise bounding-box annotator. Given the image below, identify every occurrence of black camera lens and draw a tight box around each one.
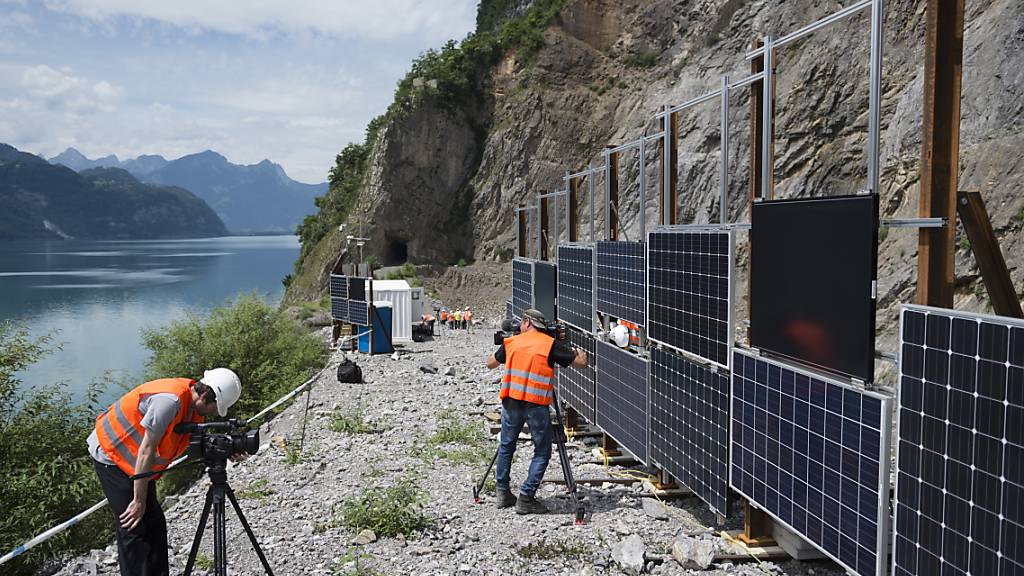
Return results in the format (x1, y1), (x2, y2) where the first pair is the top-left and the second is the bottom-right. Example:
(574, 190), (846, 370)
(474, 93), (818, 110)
(233, 429), (259, 456)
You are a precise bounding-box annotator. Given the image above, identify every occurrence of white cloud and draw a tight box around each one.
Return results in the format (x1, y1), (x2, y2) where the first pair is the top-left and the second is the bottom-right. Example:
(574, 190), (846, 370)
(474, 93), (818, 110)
(20, 64), (122, 113)
(42, 0), (476, 42)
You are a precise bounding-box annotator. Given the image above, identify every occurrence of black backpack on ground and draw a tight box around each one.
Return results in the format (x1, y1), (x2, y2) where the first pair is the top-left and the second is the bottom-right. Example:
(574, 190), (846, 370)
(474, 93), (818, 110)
(336, 358), (363, 383)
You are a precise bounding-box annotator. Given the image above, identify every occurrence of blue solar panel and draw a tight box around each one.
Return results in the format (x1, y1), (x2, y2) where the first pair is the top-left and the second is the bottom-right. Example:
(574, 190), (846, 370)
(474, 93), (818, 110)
(329, 274), (348, 300)
(330, 297), (348, 322)
(512, 258), (532, 319)
(648, 228), (733, 369)
(349, 301), (369, 326)
(557, 244), (594, 332)
(731, 348), (891, 576)
(595, 241), (645, 326)
(893, 305), (1024, 576)
(650, 347), (731, 517)
(558, 328), (596, 422)
(596, 340), (649, 463)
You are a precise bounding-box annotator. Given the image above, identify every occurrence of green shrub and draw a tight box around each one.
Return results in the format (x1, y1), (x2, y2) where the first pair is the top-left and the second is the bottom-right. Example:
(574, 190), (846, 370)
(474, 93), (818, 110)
(340, 477), (430, 537)
(236, 478), (275, 502)
(0, 323), (110, 576)
(142, 292), (325, 420)
(623, 51), (658, 69)
(329, 405), (388, 434)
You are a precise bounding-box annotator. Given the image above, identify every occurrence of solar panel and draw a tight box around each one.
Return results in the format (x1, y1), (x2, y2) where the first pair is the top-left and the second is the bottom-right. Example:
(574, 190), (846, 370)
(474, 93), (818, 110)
(512, 258), (533, 319)
(557, 244), (594, 332)
(595, 340), (649, 463)
(349, 301), (369, 326)
(650, 347), (731, 517)
(731, 348), (891, 576)
(893, 305), (1024, 576)
(534, 261), (557, 322)
(648, 227), (734, 369)
(505, 299), (513, 321)
(330, 297), (348, 322)
(348, 277), (367, 302)
(595, 241), (646, 326)
(329, 274), (348, 300)
(558, 328), (596, 422)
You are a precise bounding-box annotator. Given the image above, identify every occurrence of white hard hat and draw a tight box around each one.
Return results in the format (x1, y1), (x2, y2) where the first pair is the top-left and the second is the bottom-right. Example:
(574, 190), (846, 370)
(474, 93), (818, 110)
(201, 368), (241, 417)
(609, 324), (630, 348)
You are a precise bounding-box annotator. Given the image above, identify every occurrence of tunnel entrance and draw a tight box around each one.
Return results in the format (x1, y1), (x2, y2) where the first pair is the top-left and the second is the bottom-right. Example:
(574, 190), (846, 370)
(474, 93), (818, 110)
(383, 238), (408, 266)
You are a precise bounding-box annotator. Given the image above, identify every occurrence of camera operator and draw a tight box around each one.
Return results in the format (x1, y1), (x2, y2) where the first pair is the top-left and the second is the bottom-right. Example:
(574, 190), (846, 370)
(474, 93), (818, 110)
(485, 309), (587, 514)
(86, 368), (242, 576)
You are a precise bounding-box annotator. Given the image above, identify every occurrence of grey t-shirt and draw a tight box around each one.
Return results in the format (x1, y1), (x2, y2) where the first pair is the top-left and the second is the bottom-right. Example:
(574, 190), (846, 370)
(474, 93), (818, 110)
(88, 393), (183, 465)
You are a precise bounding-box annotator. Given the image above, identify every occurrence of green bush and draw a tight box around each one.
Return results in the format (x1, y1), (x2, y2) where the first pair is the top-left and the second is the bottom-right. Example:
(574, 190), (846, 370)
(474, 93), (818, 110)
(142, 293), (325, 420)
(0, 322), (110, 576)
(340, 477), (430, 537)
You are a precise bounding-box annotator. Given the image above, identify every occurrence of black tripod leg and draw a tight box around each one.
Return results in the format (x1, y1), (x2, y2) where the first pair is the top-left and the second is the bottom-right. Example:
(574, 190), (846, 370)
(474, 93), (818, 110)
(226, 487), (276, 576)
(182, 489), (214, 576)
(473, 447), (499, 503)
(213, 494), (226, 576)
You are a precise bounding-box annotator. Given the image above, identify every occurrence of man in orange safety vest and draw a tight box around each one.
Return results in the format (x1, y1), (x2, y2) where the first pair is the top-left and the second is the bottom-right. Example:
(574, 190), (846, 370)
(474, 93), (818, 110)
(486, 309), (587, 514)
(87, 368), (243, 576)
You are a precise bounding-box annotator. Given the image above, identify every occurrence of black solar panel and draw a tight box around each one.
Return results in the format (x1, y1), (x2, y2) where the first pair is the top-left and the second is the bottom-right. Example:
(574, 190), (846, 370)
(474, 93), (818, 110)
(330, 297), (348, 322)
(534, 261), (557, 322)
(558, 328), (596, 422)
(595, 241), (645, 326)
(731, 348), (891, 576)
(512, 258), (532, 319)
(349, 301), (369, 326)
(348, 277), (367, 302)
(595, 340), (649, 463)
(648, 228), (733, 369)
(893, 305), (1024, 576)
(650, 347), (731, 517)
(329, 274), (348, 300)
(557, 244), (594, 332)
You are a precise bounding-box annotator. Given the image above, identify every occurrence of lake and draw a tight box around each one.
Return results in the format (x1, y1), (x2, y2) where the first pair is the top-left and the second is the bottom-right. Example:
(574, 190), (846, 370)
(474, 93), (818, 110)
(0, 236), (300, 405)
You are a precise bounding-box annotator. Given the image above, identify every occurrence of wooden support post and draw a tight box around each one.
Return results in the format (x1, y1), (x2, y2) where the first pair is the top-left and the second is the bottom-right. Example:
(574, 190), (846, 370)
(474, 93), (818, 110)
(569, 177), (580, 242)
(600, 433), (621, 457)
(608, 150), (620, 240)
(564, 405), (580, 431)
(540, 194), (550, 260)
(958, 191), (1023, 317)
(658, 112), (680, 225)
(517, 204), (527, 257)
(916, 0), (965, 308)
(738, 501), (777, 547)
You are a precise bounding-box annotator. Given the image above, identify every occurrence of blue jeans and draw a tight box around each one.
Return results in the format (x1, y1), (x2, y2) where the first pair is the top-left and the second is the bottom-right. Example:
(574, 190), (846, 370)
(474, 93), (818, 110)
(496, 397), (553, 498)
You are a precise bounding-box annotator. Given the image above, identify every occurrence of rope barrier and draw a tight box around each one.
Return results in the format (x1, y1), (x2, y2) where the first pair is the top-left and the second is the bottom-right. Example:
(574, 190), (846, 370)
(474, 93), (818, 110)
(0, 365), (329, 567)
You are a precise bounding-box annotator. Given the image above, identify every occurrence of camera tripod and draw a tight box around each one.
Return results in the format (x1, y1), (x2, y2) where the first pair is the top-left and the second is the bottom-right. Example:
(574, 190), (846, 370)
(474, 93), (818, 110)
(182, 460), (275, 576)
(473, 390), (586, 524)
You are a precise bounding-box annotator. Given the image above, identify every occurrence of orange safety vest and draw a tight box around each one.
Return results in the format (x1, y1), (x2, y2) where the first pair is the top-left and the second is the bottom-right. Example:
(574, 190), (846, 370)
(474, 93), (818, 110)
(501, 330), (555, 406)
(620, 320), (641, 346)
(440, 311), (448, 322)
(94, 378), (203, 478)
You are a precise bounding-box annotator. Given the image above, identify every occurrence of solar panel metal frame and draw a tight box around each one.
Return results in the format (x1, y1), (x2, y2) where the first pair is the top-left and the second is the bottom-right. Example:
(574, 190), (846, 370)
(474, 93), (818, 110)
(649, 346), (732, 517)
(647, 225), (735, 370)
(556, 243), (595, 333)
(892, 304), (1024, 576)
(595, 339), (650, 464)
(558, 327), (597, 422)
(730, 346), (892, 576)
(511, 257), (533, 320)
(595, 241), (646, 327)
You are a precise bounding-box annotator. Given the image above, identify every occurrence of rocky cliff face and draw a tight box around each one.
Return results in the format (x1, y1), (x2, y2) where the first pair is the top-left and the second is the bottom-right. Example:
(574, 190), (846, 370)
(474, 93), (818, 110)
(294, 0), (1023, 360)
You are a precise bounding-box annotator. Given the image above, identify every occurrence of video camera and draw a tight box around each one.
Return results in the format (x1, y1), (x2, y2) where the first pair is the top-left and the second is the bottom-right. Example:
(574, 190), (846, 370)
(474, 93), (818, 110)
(174, 418), (259, 463)
(494, 317), (566, 345)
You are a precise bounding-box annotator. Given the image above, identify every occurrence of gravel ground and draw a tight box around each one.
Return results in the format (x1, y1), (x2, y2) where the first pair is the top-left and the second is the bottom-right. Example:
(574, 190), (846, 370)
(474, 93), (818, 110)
(55, 325), (848, 576)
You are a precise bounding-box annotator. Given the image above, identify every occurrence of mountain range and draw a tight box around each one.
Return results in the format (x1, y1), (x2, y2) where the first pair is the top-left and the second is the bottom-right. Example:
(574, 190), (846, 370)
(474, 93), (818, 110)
(0, 143), (227, 240)
(49, 148), (327, 234)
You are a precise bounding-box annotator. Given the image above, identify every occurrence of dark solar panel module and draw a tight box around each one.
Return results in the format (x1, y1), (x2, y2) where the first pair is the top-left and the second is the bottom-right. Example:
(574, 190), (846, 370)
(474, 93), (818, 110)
(558, 328), (597, 422)
(595, 241), (646, 327)
(893, 305), (1024, 576)
(596, 340), (649, 463)
(557, 244), (594, 332)
(512, 258), (533, 319)
(731, 348), (891, 576)
(650, 347), (731, 516)
(648, 228), (734, 369)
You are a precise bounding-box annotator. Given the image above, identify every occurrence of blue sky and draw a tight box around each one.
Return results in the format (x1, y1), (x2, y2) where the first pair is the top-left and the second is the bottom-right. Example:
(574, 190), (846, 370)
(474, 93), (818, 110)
(0, 0), (477, 183)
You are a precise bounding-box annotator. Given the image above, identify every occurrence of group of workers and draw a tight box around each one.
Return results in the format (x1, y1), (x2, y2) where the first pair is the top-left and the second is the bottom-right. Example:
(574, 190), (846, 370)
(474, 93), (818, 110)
(438, 306), (474, 331)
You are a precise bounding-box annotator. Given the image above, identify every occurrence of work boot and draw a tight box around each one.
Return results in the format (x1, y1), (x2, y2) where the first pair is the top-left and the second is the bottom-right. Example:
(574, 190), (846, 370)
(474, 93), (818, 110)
(515, 493), (548, 515)
(495, 489), (517, 509)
